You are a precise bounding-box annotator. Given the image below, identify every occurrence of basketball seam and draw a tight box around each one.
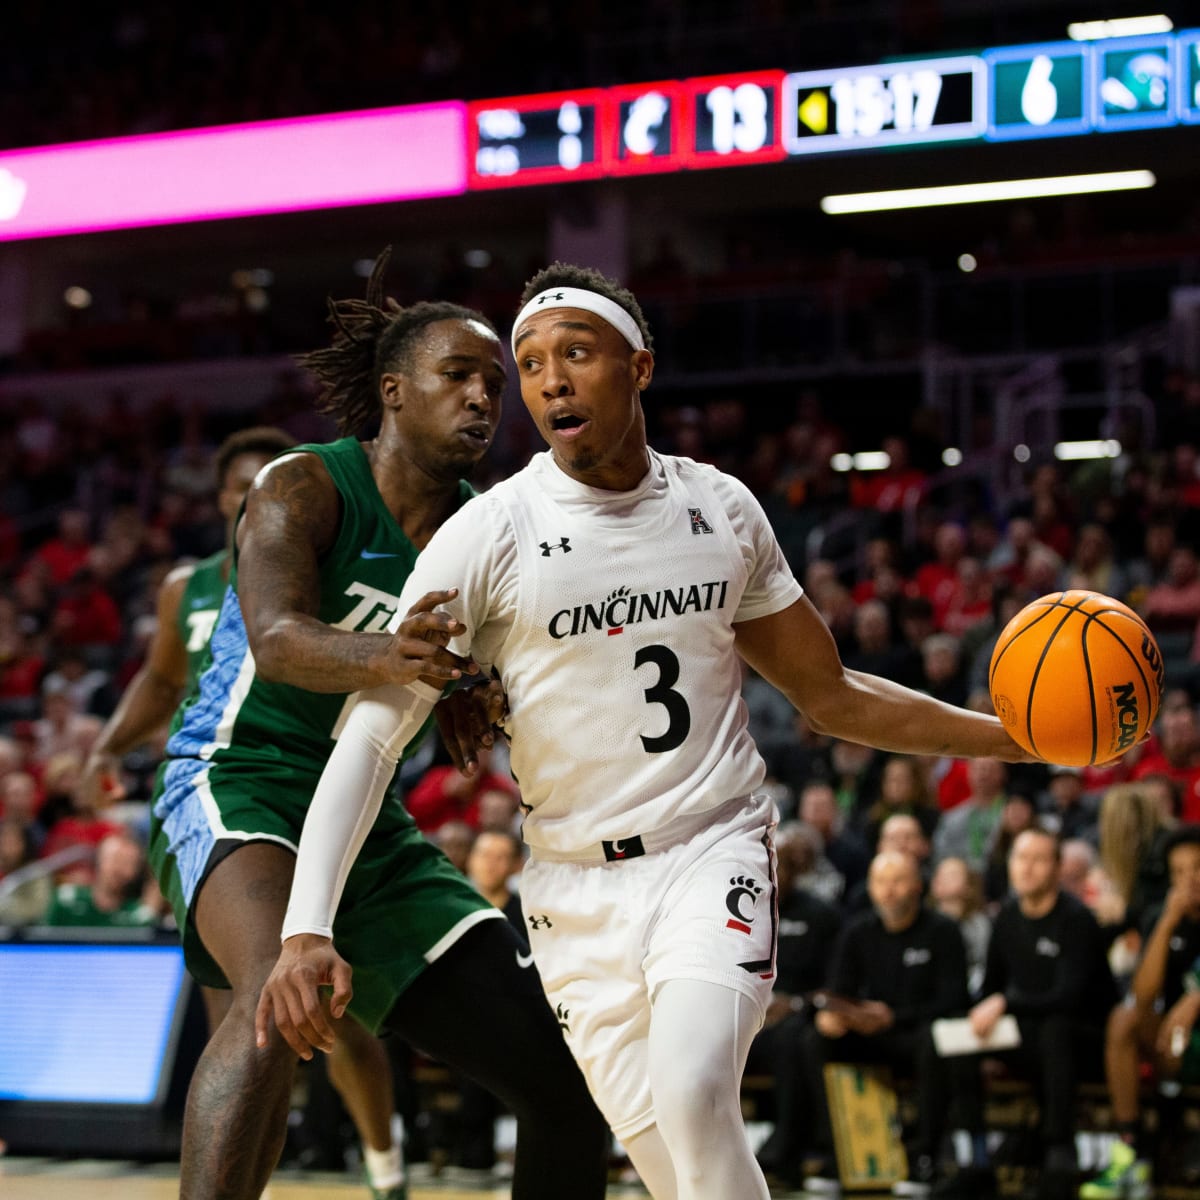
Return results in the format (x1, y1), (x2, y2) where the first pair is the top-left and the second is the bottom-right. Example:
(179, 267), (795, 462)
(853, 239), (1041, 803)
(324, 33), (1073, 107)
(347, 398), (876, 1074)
(1025, 605), (1085, 759)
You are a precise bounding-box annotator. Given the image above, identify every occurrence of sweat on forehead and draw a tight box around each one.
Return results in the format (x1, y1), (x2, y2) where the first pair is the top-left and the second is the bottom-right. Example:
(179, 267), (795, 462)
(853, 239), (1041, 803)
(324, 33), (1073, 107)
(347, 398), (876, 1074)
(511, 286), (646, 356)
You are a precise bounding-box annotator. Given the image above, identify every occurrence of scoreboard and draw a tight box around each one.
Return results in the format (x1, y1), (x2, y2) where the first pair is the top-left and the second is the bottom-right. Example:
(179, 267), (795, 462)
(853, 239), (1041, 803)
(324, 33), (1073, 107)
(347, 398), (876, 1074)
(467, 28), (1199, 190)
(2, 25), (1198, 242)
(469, 73), (788, 188)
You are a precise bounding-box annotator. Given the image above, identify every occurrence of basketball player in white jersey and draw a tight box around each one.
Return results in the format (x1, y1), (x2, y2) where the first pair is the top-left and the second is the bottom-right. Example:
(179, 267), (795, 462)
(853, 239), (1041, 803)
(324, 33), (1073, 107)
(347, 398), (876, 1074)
(258, 264), (1030, 1200)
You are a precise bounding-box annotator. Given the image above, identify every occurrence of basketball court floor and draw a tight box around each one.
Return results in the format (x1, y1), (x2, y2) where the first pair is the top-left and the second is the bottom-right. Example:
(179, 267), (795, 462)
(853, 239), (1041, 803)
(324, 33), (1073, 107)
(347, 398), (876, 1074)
(0, 1156), (820, 1199)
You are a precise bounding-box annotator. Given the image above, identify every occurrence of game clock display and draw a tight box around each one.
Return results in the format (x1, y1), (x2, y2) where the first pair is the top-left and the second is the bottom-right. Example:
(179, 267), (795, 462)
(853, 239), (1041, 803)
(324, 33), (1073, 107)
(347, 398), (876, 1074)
(782, 56), (987, 154)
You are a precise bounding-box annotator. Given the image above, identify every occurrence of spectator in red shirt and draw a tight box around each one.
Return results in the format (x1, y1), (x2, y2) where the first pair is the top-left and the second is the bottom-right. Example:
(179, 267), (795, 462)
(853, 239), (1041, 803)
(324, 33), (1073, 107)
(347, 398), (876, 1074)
(1141, 547), (1200, 635)
(0, 598), (45, 719)
(851, 537), (908, 605)
(988, 515), (1041, 592)
(1133, 700), (1200, 822)
(405, 746), (520, 835)
(849, 435), (928, 513)
(1030, 492), (1076, 562)
(914, 522), (967, 614)
(49, 565), (123, 650)
(936, 557), (994, 638)
(39, 752), (123, 882)
(27, 507), (93, 586)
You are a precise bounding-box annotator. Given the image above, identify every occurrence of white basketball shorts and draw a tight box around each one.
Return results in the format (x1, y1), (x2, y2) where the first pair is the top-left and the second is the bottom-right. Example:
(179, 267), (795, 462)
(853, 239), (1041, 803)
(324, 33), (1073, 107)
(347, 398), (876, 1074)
(519, 793), (778, 1140)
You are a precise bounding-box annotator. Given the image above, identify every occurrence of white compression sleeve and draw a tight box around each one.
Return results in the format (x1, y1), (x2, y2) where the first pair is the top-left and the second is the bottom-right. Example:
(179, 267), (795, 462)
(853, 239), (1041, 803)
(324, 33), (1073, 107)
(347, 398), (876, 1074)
(281, 680), (441, 941)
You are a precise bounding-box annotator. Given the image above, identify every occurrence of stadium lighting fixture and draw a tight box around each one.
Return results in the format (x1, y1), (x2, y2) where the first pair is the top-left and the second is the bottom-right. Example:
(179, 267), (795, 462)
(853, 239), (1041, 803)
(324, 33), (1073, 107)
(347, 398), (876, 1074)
(1067, 15), (1173, 40)
(1054, 439), (1122, 461)
(831, 451), (892, 472)
(820, 170), (1156, 214)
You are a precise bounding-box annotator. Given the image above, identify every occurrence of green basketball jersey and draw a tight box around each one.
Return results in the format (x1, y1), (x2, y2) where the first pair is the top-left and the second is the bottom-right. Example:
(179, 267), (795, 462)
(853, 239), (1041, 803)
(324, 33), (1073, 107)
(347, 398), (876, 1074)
(176, 550), (229, 689)
(152, 439), (496, 1019)
(165, 437), (472, 775)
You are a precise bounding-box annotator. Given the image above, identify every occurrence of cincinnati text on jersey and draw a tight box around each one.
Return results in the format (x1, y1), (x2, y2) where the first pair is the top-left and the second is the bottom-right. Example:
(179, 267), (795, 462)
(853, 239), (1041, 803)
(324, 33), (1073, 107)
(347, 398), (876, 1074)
(547, 580), (730, 640)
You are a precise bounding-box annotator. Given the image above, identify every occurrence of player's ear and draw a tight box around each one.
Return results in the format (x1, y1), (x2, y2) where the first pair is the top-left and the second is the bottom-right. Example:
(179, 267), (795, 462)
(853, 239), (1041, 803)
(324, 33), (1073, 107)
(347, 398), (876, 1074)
(379, 371), (406, 411)
(632, 349), (654, 394)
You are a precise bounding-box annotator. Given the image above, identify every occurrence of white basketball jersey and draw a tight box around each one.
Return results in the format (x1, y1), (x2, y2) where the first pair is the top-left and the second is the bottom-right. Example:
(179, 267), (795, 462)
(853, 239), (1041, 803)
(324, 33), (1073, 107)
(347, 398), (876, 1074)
(396, 450), (802, 854)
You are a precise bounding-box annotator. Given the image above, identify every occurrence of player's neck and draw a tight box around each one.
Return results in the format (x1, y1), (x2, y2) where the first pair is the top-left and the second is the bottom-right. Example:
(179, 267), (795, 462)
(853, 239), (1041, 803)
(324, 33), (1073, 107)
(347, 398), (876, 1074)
(367, 438), (464, 548)
(551, 441), (652, 493)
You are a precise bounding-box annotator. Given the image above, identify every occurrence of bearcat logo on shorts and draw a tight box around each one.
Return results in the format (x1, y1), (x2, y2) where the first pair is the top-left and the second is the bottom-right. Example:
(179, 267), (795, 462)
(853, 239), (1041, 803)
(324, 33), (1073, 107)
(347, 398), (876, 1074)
(548, 580), (730, 640)
(1111, 681), (1140, 753)
(725, 875), (762, 934)
(726, 875), (775, 979)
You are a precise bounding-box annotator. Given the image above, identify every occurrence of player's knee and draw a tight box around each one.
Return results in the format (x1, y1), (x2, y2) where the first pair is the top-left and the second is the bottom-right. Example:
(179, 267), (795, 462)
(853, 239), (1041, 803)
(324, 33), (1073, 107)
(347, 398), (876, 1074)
(506, 1049), (604, 1139)
(652, 1055), (730, 1137)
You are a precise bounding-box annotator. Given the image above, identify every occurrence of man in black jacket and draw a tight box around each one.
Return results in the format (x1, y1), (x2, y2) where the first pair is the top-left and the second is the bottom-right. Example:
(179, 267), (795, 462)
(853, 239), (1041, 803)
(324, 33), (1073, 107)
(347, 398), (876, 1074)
(969, 825), (1118, 1197)
(749, 822), (843, 1184)
(801, 849), (975, 1195)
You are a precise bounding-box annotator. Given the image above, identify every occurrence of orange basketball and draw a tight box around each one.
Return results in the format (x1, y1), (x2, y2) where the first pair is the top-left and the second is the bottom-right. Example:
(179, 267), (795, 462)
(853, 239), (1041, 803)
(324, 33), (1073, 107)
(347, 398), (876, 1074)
(989, 590), (1164, 767)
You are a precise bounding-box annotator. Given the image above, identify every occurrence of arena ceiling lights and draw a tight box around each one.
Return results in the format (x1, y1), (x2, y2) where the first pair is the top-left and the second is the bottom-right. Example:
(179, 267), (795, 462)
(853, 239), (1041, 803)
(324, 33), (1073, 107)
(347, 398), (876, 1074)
(819, 168), (1156, 214)
(1067, 15), (1174, 40)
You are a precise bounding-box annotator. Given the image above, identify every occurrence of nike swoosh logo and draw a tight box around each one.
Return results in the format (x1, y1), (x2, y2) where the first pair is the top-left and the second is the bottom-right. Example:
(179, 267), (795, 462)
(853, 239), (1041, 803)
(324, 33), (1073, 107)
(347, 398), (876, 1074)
(360, 549), (399, 560)
(516, 949), (535, 969)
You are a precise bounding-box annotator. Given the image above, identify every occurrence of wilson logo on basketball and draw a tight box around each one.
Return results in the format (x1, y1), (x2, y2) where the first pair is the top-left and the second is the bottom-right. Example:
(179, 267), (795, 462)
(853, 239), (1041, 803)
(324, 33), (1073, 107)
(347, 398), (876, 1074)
(1140, 634), (1165, 694)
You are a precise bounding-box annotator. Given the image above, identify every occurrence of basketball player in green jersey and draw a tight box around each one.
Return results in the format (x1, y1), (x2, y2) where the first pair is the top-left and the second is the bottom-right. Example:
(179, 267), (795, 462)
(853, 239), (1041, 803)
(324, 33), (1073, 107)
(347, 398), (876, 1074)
(82, 425), (415, 1199)
(149, 254), (607, 1200)
(82, 426), (295, 803)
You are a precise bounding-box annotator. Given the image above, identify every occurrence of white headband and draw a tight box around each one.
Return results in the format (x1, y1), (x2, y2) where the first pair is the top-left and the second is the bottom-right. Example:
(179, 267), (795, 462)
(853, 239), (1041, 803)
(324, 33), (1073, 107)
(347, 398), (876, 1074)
(511, 286), (646, 356)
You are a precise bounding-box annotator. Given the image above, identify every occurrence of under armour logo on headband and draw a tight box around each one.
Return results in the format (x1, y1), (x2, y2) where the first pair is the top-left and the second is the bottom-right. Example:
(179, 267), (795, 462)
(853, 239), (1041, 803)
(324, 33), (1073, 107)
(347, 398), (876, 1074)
(511, 285), (647, 356)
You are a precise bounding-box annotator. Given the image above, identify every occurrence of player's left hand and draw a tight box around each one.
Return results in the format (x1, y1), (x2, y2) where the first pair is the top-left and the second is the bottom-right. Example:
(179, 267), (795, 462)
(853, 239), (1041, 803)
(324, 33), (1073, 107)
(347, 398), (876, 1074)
(255, 933), (354, 1060)
(435, 676), (508, 775)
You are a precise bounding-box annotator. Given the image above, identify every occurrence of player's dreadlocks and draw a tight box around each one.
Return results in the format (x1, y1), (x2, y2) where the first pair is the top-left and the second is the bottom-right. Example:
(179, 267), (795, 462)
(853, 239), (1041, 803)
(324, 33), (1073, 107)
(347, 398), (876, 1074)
(297, 247), (498, 437)
(519, 262), (654, 353)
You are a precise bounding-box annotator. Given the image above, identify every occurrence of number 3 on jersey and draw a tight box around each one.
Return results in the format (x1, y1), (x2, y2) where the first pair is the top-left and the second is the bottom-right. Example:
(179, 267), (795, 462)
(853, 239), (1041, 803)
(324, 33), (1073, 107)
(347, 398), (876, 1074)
(634, 644), (691, 752)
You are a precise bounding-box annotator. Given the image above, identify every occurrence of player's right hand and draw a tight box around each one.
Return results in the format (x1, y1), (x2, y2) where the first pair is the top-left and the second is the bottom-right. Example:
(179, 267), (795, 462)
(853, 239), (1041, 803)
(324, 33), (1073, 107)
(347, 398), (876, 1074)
(255, 933), (354, 1060)
(383, 588), (478, 686)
